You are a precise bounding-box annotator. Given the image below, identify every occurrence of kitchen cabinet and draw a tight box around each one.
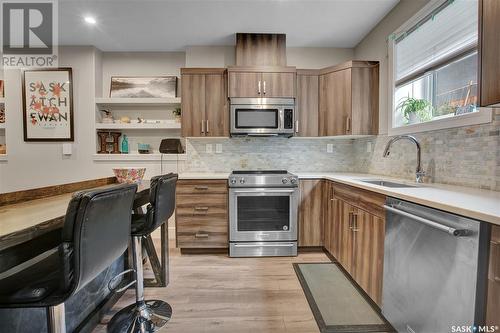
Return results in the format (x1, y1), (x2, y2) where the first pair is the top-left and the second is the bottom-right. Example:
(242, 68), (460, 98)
(181, 68), (228, 137)
(227, 67), (296, 98)
(324, 180), (386, 306)
(479, 0), (500, 107)
(175, 180), (228, 249)
(296, 70), (319, 137)
(487, 225), (500, 325)
(319, 61), (379, 136)
(298, 179), (325, 247)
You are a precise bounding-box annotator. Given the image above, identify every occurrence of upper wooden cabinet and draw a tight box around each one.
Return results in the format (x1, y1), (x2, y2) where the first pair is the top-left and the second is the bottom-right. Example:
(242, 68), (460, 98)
(298, 179), (325, 247)
(296, 70), (320, 137)
(319, 61), (379, 136)
(479, 0), (500, 107)
(227, 67), (296, 98)
(181, 68), (228, 137)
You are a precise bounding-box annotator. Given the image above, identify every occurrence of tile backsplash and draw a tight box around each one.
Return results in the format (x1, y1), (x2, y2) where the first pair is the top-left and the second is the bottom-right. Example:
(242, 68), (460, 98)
(182, 137), (356, 173)
(182, 111), (500, 191)
(353, 111), (500, 191)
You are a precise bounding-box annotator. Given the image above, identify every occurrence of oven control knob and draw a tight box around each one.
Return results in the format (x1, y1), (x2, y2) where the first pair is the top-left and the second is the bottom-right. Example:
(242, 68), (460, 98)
(282, 178), (289, 184)
(290, 178), (297, 185)
(239, 178), (246, 184)
(230, 178), (236, 184)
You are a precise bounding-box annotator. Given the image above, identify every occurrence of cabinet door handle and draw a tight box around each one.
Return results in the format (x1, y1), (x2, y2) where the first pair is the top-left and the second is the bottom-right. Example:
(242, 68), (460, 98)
(258, 81), (261, 94)
(206, 120), (209, 133)
(348, 212), (353, 229)
(263, 81), (266, 94)
(194, 206), (209, 211)
(195, 232), (209, 238)
(201, 120), (205, 134)
(351, 213), (359, 232)
(194, 186), (209, 190)
(346, 116), (351, 133)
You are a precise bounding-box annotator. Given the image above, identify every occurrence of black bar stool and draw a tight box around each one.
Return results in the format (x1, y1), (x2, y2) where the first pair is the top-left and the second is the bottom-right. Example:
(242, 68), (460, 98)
(108, 173), (177, 333)
(0, 183), (137, 333)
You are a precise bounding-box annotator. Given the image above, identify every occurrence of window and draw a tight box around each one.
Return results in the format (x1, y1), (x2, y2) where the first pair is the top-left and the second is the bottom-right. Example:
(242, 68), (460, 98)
(389, 0), (491, 134)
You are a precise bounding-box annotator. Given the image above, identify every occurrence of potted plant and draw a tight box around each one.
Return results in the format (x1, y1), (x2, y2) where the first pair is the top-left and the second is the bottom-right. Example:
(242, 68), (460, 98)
(396, 96), (432, 124)
(172, 108), (181, 122)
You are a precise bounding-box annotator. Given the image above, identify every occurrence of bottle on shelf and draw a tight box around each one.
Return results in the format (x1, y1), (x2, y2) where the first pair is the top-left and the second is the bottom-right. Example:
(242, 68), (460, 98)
(121, 135), (129, 154)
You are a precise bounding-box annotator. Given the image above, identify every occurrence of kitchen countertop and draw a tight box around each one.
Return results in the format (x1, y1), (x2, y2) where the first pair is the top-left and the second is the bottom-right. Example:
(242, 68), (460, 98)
(178, 171), (500, 226)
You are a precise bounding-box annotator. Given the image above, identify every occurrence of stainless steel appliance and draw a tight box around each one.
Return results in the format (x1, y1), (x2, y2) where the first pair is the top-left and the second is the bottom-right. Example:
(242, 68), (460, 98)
(228, 170), (299, 257)
(382, 198), (490, 333)
(230, 98), (295, 137)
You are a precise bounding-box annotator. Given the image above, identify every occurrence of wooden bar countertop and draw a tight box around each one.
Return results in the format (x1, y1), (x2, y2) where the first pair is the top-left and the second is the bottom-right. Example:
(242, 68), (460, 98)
(0, 178), (149, 251)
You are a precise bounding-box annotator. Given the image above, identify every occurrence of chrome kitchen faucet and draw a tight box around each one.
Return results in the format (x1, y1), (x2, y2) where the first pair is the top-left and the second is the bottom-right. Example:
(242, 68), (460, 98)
(383, 135), (426, 183)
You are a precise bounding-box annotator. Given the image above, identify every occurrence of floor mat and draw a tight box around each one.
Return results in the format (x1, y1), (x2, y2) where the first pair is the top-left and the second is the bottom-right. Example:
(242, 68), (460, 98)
(293, 262), (394, 333)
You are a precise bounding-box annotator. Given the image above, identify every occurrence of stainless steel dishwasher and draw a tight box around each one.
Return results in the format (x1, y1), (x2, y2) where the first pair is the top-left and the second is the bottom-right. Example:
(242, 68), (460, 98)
(382, 197), (490, 333)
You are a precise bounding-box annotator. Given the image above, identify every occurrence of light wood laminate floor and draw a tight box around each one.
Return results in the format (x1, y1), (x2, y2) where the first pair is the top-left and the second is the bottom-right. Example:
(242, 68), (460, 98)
(93, 228), (330, 333)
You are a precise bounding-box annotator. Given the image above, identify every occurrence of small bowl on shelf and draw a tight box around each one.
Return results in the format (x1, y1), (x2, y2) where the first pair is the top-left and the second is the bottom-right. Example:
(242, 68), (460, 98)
(113, 167), (146, 184)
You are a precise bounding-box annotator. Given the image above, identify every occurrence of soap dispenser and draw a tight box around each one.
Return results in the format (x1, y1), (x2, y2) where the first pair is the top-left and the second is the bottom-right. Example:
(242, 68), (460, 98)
(121, 135), (129, 154)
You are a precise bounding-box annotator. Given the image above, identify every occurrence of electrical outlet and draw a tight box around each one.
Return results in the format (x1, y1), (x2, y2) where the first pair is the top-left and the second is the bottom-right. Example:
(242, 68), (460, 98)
(215, 144), (222, 153)
(327, 144), (333, 153)
(205, 144), (213, 153)
(366, 141), (372, 153)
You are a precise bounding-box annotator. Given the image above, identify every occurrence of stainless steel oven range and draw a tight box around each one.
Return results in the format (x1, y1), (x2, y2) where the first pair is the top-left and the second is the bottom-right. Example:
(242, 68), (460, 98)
(228, 170), (299, 257)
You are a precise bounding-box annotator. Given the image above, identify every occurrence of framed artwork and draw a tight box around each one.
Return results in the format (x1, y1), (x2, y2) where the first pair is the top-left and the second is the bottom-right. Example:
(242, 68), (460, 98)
(22, 68), (74, 142)
(0, 80), (4, 98)
(110, 76), (177, 98)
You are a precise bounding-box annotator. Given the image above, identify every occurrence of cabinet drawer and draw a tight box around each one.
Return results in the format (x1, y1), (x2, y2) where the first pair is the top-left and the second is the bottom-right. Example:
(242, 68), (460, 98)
(177, 216), (228, 248)
(177, 180), (228, 194)
(177, 230), (228, 248)
(331, 181), (385, 218)
(176, 193), (227, 213)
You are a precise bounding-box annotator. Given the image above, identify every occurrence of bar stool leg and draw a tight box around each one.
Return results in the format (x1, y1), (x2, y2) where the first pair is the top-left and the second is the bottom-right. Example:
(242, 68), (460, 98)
(47, 303), (66, 333)
(107, 236), (172, 333)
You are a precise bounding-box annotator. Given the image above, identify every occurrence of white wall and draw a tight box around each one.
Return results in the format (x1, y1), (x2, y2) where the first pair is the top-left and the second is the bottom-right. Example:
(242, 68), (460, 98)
(354, 0), (431, 134)
(287, 47), (354, 68)
(185, 46), (235, 67)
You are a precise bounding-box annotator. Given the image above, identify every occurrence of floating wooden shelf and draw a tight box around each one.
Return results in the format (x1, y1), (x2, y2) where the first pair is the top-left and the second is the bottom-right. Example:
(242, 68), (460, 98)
(95, 122), (180, 130)
(92, 153), (186, 161)
(95, 97), (181, 106)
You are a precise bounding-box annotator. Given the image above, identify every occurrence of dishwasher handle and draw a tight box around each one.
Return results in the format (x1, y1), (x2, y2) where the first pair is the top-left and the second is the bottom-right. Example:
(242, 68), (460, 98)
(384, 205), (470, 237)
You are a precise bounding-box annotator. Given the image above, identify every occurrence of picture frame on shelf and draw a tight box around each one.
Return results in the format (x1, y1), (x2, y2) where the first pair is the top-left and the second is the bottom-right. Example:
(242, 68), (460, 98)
(22, 68), (74, 142)
(109, 76), (177, 98)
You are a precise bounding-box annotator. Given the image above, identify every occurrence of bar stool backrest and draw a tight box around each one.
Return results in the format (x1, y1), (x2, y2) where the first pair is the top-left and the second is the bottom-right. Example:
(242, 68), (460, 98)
(143, 173), (178, 234)
(61, 183), (137, 295)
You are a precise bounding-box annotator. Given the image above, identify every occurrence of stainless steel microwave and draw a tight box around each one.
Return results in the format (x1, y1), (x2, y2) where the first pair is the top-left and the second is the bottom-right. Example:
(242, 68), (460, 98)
(230, 98), (295, 137)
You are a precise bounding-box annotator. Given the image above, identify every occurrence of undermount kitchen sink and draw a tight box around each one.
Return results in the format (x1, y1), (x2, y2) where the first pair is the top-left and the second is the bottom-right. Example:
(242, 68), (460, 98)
(360, 180), (418, 188)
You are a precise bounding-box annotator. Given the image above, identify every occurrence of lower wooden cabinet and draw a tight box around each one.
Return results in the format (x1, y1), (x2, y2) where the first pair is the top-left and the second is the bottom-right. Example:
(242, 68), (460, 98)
(298, 179), (325, 247)
(324, 180), (386, 306)
(175, 180), (228, 248)
(487, 225), (500, 325)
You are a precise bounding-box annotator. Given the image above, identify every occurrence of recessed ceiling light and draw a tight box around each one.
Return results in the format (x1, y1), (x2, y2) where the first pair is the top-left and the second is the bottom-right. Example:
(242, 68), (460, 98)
(84, 16), (96, 25)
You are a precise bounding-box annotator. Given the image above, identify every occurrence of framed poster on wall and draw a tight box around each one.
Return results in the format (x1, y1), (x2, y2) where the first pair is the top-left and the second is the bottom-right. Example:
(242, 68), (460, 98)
(22, 68), (74, 142)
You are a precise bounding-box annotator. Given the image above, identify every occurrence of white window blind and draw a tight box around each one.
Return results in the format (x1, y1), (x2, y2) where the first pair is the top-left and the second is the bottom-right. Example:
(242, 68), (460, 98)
(395, 0), (478, 83)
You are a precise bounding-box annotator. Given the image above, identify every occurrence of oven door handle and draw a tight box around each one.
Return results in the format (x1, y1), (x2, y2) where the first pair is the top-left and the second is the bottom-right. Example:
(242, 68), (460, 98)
(231, 189), (297, 194)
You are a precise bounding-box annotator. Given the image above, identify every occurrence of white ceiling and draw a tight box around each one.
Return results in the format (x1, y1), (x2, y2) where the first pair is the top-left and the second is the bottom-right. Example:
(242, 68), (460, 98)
(58, 0), (399, 52)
